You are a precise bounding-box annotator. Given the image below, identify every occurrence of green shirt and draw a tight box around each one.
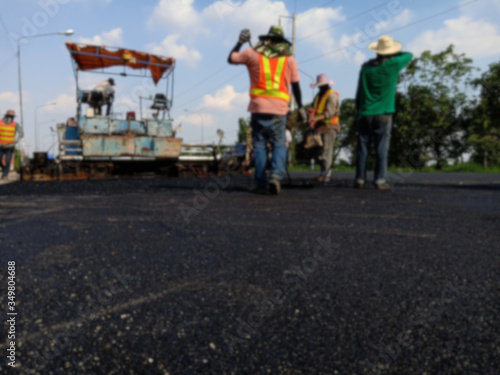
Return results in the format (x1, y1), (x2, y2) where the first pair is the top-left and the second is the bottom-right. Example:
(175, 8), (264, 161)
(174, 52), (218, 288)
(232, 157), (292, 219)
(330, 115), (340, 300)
(355, 52), (413, 119)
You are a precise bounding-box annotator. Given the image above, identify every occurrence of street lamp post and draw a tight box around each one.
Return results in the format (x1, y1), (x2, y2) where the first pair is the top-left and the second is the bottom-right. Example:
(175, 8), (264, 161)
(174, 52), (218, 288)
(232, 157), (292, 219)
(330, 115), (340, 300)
(17, 29), (74, 160)
(184, 109), (205, 144)
(35, 102), (56, 152)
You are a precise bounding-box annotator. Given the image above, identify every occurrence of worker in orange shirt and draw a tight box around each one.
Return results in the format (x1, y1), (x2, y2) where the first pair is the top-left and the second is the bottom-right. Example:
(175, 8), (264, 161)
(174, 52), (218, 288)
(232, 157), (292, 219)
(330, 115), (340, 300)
(228, 26), (307, 195)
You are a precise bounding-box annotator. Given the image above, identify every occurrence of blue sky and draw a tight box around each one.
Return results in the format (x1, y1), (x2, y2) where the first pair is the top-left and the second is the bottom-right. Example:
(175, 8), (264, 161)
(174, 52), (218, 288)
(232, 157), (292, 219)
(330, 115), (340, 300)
(1, 0), (500, 154)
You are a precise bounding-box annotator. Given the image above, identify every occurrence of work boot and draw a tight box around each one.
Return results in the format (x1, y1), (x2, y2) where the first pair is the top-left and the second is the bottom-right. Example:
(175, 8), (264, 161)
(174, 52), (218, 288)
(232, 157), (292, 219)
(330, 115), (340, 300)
(316, 175), (331, 184)
(376, 182), (391, 190)
(353, 181), (364, 189)
(268, 179), (281, 195)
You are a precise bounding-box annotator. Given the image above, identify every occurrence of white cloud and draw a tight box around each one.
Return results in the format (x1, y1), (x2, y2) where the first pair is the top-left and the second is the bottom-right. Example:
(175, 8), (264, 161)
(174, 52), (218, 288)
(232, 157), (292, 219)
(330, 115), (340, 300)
(112, 97), (138, 116)
(73, 75), (106, 92)
(204, 0), (289, 37)
(146, 0), (353, 66)
(408, 16), (500, 58)
(148, 0), (290, 43)
(393, 9), (413, 26)
(147, 34), (201, 67)
(78, 27), (123, 46)
(0, 91), (18, 105)
(296, 6), (345, 58)
(0, 91), (34, 115)
(173, 84), (249, 143)
(374, 8), (413, 32)
(148, 0), (204, 34)
(338, 33), (367, 66)
(44, 93), (76, 114)
(0, 92), (19, 120)
(459, 0), (500, 19)
(351, 51), (366, 66)
(331, 8), (412, 66)
(177, 113), (214, 128)
(201, 85), (248, 111)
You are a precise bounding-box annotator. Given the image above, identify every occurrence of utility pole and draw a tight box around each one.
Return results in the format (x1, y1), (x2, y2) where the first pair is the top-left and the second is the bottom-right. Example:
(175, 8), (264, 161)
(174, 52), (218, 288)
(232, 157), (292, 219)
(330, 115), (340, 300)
(279, 10), (297, 109)
(290, 12), (296, 110)
(279, 6), (298, 165)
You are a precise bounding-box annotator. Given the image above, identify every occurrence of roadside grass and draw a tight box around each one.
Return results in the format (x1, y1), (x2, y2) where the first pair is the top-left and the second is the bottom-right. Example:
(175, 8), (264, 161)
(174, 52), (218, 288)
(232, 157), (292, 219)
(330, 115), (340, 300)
(287, 162), (500, 173)
(389, 163), (500, 174)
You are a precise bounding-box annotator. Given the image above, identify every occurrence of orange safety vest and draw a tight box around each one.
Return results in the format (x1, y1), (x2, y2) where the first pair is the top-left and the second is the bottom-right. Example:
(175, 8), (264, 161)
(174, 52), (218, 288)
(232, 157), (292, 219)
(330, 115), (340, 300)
(313, 89), (339, 125)
(0, 120), (16, 145)
(250, 54), (290, 103)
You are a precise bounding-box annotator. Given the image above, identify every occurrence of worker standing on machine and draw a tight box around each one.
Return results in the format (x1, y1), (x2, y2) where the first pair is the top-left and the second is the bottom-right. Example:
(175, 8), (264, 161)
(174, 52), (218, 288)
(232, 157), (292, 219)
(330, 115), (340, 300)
(228, 25), (307, 195)
(93, 78), (115, 116)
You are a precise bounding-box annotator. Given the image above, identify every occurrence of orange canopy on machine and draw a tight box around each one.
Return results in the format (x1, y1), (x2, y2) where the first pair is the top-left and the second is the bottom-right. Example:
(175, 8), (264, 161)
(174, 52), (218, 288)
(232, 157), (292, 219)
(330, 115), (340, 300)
(66, 42), (175, 85)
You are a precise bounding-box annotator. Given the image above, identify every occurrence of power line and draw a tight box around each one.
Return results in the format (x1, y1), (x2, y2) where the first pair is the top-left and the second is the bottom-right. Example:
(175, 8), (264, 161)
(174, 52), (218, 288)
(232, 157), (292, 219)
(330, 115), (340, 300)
(175, 65), (228, 99)
(0, 15), (10, 36)
(316, 0), (339, 9)
(295, 0), (339, 22)
(299, 0), (478, 65)
(296, 1), (395, 43)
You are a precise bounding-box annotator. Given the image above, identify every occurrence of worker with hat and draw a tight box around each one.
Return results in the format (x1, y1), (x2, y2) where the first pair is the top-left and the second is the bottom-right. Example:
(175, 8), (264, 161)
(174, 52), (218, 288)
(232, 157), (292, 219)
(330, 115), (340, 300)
(306, 73), (340, 183)
(93, 77), (115, 116)
(354, 35), (413, 190)
(0, 109), (22, 180)
(228, 25), (307, 195)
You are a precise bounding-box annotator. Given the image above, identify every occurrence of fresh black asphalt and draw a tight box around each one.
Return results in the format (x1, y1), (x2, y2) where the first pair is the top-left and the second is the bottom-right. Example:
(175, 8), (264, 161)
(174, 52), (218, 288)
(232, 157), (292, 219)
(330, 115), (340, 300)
(0, 172), (499, 374)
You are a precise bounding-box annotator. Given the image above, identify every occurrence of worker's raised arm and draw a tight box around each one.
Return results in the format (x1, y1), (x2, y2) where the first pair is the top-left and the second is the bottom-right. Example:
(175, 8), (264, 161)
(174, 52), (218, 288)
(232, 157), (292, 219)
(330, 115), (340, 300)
(228, 29), (251, 64)
(291, 82), (303, 109)
(392, 51), (413, 71)
(227, 41), (244, 64)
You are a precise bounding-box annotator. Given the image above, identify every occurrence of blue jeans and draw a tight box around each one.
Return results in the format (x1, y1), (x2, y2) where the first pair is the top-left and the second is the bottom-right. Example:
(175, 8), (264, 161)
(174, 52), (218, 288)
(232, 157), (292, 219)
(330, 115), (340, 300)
(251, 113), (287, 186)
(355, 114), (392, 184)
(0, 147), (14, 178)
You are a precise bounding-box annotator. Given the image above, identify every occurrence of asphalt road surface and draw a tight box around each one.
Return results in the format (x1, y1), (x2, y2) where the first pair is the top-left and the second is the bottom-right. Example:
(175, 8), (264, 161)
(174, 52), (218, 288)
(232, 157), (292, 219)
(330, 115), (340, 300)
(0, 172), (499, 374)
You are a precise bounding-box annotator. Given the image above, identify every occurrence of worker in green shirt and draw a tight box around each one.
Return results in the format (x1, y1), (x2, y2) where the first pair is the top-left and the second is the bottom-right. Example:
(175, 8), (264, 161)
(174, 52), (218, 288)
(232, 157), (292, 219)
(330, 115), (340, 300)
(354, 35), (412, 190)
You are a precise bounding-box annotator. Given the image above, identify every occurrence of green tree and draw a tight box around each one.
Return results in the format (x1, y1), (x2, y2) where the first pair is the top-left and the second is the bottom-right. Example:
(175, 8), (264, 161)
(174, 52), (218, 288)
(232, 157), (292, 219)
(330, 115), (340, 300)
(237, 117), (250, 143)
(468, 62), (500, 167)
(338, 98), (357, 166)
(394, 45), (476, 169)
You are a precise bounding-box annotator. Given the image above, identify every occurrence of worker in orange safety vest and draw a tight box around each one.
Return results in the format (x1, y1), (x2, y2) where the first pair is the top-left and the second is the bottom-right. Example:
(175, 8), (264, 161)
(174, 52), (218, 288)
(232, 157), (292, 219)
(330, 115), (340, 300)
(228, 25), (307, 195)
(306, 74), (340, 183)
(0, 109), (22, 180)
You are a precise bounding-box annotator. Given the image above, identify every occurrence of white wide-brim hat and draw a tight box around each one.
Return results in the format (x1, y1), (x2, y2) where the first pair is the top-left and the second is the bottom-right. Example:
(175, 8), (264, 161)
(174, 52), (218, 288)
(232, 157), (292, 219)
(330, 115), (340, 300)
(310, 73), (335, 88)
(368, 35), (402, 55)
